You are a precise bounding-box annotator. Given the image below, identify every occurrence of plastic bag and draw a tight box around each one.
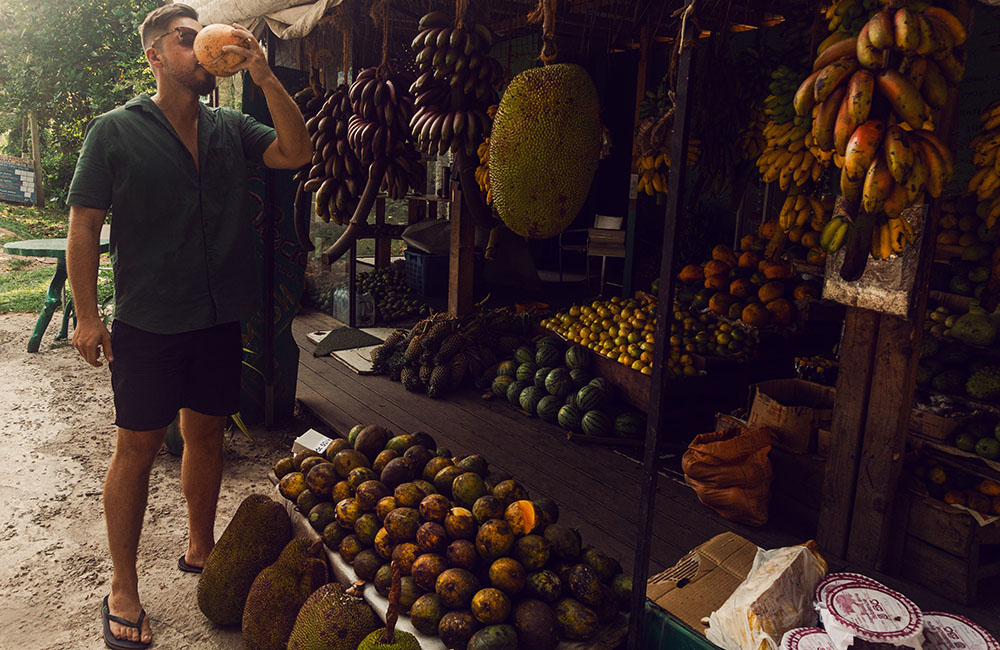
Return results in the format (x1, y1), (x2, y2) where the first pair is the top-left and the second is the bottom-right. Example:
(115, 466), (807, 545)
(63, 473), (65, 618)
(706, 541), (828, 650)
(683, 426), (773, 526)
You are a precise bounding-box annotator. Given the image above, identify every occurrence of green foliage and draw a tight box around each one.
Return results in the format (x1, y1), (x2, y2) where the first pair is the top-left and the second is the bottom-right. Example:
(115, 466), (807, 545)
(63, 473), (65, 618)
(0, 203), (69, 240)
(0, 0), (159, 203)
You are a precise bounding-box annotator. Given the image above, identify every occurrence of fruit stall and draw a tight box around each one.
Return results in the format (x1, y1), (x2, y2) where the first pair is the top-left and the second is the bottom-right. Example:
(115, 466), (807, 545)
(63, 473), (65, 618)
(185, 0), (1000, 647)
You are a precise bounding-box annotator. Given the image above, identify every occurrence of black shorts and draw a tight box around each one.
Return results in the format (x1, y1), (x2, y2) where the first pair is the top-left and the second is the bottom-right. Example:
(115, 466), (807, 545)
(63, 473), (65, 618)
(109, 320), (242, 431)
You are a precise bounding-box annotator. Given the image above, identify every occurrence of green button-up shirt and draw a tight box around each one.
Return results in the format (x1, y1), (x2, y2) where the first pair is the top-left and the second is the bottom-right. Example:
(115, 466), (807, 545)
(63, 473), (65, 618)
(67, 94), (276, 334)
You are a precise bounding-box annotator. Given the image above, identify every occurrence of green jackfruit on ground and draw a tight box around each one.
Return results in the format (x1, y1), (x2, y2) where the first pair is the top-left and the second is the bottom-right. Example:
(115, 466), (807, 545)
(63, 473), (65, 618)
(197, 493), (292, 625)
(357, 629), (421, 650)
(242, 537), (329, 650)
(967, 365), (1000, 401)
(488, 63), (601, 239)
(287, 582), (380, 650)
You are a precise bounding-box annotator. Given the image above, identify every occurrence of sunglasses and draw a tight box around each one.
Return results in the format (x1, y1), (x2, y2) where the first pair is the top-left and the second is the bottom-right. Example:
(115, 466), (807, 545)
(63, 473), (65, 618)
(151, 26), (198, 49)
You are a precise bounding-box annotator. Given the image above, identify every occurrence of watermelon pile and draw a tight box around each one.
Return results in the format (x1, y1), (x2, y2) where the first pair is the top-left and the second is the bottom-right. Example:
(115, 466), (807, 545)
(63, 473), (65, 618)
(491, 337), (646, 439)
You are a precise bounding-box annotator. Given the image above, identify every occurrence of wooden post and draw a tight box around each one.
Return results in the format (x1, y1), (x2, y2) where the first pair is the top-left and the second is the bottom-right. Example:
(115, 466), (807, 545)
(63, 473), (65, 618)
(626, 8), (696, 649)
(622, 23), (651, 298)
(448, 180), (474, 317)
(375, 197), (389, 269)
(27, 111), (44, 207)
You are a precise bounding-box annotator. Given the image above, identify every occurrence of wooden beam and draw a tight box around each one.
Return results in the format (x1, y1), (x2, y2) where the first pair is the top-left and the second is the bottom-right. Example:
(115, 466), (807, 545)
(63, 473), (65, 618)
(28, 111), (44, 207)
(448, 181), (474, 317)
(626, 7), (696, 649)
(817, 307), (879, 559)
(622, 23), (651, 298)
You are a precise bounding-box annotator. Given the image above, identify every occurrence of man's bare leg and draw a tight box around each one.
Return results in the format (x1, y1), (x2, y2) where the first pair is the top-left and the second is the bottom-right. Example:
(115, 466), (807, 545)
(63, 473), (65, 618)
(179, 408), (225, 569)
(104, 426), (165, 645)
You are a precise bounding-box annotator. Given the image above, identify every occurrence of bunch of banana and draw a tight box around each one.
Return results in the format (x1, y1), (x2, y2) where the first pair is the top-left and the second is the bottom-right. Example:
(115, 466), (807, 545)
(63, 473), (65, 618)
(779, 193), (834, 233)
(820, 216), (852, 253)
(408, 14), (500, 159)
(347, 67), (425, 200)
(295, 85), (368, 229)
(871, 214), (915, 259)
(472, 104), (498, 204)
(739, 105), (767, 161)
(968, 100), (1000, 225)
(411, 12), (502, 104)
(636, 152), (669, 197)
(765, 66), (804, 125)
(825, 0), (881, 35)
(639, 80), (670, 120)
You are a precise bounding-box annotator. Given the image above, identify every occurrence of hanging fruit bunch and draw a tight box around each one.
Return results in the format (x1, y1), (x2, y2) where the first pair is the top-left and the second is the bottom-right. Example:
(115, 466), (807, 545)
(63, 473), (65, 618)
(826, 0), (882, 36)
(474, 104), (498, 204)
(778, 192), (836, 234)
(969, 100), (1000, 227)
(634, 79), (701, 200)
(795, 3), (964, 271)
(739, 106), (767, 162)
(408, 11), (502, 158)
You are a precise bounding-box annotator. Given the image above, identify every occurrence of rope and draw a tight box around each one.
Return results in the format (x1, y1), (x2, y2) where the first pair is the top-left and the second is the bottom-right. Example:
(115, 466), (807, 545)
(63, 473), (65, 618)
(672, 1), (697, 56)
(455, 0), (468, 28)
(526, 0), (557, 64)
(370, 0), (391, 73)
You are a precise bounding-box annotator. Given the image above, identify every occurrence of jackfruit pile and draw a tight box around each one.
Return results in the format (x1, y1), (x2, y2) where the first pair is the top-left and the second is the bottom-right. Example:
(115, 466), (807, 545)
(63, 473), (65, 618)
(273, 423), (633, 648)
(287, 582), (381, 650)
(488, 64), (602, 239)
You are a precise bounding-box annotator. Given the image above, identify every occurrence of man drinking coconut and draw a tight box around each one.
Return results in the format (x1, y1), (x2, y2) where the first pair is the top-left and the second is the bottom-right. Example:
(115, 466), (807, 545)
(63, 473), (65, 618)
(65, 4), (311, 648)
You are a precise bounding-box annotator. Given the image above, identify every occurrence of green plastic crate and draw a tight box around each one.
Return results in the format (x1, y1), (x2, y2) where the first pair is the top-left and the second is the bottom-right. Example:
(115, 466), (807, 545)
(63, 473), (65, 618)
(643, 601), (721, 650)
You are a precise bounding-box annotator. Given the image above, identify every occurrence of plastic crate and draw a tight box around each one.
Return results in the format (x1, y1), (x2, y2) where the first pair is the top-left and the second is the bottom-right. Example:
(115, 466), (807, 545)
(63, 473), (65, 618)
(405, 249), (450, 297)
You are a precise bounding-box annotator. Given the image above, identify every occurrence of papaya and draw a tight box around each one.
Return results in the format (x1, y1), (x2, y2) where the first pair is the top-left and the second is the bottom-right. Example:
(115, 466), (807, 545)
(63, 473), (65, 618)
(762, 261), (794, 280)
(708, 292), (738, 316)
(704, 274), (729, 291)
(806, 247), (827, 266)
(766, 298), (797, 326)
(678, 264), (705, 284)
(787, 227), (805, 244)
(758, 281), (785, 304)
(738, 251), (761, 269)
(729, 278), (753, 299)
(741, 303), (772, 327)
(739, 234), (760, 251)
(793, 283), (819, 301)
(800, 231), (820, 248)
(703, 259), (731, 277)
(711, 244), (739, 268)
(759, 219), (778, 239)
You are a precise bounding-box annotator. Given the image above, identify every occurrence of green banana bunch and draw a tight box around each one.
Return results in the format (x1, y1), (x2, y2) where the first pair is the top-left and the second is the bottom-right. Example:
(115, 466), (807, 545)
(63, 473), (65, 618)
(820, 215), (851, 253)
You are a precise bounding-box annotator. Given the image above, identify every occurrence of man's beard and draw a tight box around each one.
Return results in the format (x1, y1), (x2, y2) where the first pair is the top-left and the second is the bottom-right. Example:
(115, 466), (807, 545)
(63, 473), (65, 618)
(165, 59), (217, 96)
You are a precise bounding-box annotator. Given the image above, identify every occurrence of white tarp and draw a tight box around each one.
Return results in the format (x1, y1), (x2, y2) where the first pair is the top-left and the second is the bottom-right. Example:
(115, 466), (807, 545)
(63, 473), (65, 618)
(185, 0), (342, 40)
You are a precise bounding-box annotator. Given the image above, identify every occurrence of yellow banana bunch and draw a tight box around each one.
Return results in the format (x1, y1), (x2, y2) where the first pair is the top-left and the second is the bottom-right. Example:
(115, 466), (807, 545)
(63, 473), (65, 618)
(778, 193), (834, 233)
(636, 152), (669, 198)
(757, 118), (833, 191)
(476, 137), (492, 204)
(870, 215), (914, 260)
(969, 100), (1000, 226)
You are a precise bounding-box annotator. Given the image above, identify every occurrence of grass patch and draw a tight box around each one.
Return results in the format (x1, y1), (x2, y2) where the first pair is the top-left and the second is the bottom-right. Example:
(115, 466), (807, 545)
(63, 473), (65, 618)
(0, 203), (69, 240)
(0, 266), (58, 314)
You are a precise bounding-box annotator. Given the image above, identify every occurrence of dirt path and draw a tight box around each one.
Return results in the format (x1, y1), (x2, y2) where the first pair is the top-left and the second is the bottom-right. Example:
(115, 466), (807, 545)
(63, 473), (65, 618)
(0, 313), (310, 649)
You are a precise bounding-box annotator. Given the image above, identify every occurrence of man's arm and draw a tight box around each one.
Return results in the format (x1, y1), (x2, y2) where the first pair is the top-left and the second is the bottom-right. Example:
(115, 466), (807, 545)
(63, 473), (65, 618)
(224, 25), (312, 170)
(67, 205), (113, 366)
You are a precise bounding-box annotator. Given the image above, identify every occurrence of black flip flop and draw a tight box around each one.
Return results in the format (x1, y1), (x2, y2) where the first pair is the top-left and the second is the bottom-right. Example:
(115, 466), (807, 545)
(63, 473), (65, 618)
(177, 554), (203, 574)
(102, 595), (150, 649)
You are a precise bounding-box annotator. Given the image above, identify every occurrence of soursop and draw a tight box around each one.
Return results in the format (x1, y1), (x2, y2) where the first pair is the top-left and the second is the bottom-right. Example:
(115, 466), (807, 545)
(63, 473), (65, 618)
(951, 311), (998, 347)
(967, 365), (1000, 401)
(932, 368), (969, 394)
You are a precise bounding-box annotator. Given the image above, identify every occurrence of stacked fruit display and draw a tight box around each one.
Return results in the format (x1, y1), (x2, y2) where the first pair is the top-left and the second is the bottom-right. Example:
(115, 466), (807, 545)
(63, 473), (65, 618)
(967, 100), (1000, 224)
(357, 267), (430, 322)
(540, 296), (657, 374)
(917, 315), (1000, 404)
(929, 197), (997, 298)
(793, 4), (965, 264)
(273, 425), (633, 647)
(909, 456), (1000, 515)
(676, 238), (823, 329)
(487, 336), (647, 439)
(370, 306), (534, 398)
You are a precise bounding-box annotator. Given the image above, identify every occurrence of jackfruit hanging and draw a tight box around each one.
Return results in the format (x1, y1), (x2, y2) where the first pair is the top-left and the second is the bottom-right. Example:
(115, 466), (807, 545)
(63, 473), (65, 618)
(488, 64), (602, 239)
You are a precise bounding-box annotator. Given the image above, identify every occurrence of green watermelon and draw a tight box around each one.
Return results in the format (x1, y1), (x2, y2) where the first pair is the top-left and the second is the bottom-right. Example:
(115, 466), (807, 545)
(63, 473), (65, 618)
(614, 411), (646, 438)
(569, 368), (592, 386)
(497, 360), (518, 377)
(536, 336), (563, 350)
(575, 384), (605, 411)
(535, 344), (561, 368)
(557, 404), (583, 431)
(537, 395), (562, 423)
(565, 344), (589, 370)
(564, 392), (579, 409)
(516, 361), (539, 382)
(545, 367), (574, 398)
(492, 375), (514, 397)
(507, 379), (532, 406)
(534, 366), (555, 388)
(588, 377), (614, 399)
(519, 386), (546, 413)
(515, 346), (536, 365)
(581, 410), (612, 437)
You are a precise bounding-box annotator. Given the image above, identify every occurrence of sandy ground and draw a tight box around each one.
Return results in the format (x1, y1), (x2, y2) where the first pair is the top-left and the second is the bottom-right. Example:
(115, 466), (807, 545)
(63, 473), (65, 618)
(0, 312), (313, 649)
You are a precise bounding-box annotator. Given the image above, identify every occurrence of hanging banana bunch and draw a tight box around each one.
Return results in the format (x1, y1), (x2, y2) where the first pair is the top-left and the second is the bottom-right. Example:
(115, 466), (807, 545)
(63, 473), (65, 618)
(739, 104), (767, 162)
(475, 104), (498, 204)
(825, 0), (881, 36)
(408, 11), (502, 159)
(757, 65), (833, 191)
(778, 192), (835, 234)
(969, 100), (1000, 228)
(794, 3), (965, 271)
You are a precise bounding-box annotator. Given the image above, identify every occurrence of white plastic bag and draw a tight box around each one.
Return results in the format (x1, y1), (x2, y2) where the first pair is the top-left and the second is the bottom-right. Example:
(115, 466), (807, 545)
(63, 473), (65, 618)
(706, 541), (828, 650)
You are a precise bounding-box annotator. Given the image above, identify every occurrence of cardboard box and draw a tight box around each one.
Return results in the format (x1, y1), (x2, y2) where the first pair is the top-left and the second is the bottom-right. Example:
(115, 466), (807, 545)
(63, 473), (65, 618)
(909, 408), (971, 443)
(747, 379), (835, 453)
(646, 532), (759, 635)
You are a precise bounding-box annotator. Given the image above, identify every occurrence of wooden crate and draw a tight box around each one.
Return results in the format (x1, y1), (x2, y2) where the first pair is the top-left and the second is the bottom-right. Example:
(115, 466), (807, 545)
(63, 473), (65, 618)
(899, 490), (1000, 604)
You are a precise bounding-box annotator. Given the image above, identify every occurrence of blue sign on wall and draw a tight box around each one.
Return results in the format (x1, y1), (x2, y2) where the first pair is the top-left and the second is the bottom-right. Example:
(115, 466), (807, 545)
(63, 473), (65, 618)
(0, 154), (35, 204)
